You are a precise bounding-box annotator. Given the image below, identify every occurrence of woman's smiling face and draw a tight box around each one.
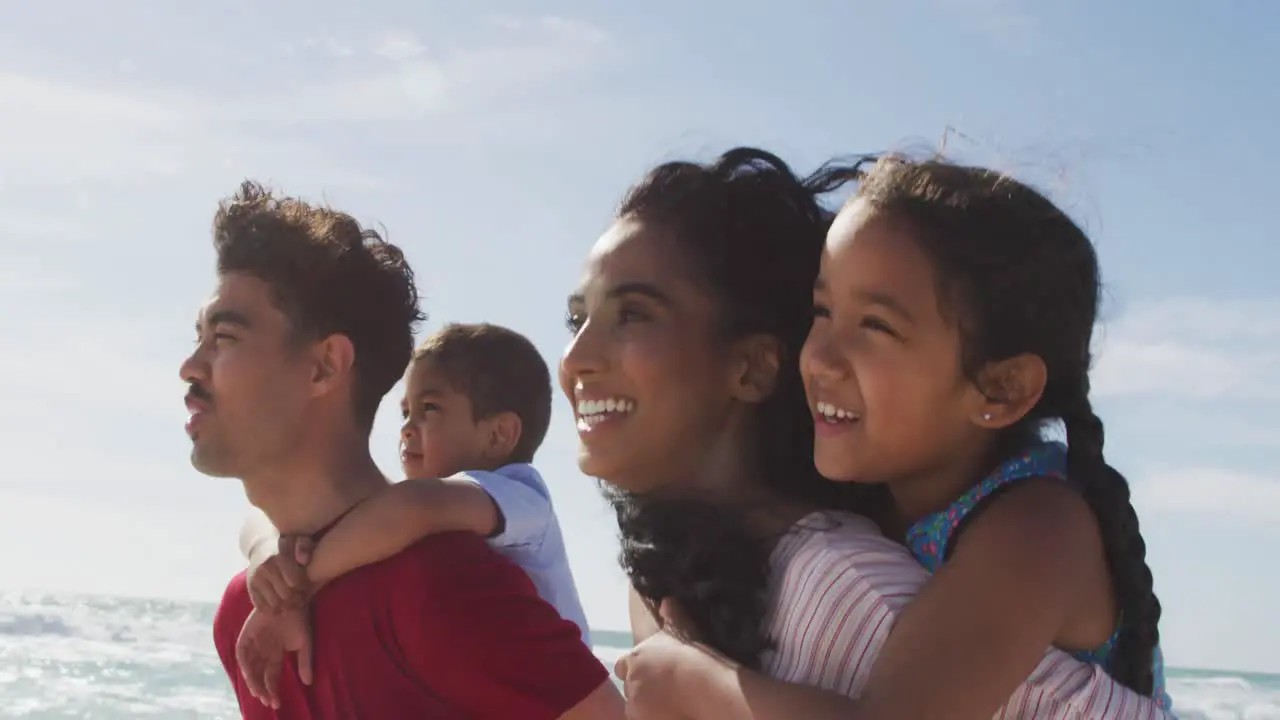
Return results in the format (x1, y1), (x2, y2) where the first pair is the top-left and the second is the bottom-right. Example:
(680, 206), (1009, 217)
(560, 216), (740, 495)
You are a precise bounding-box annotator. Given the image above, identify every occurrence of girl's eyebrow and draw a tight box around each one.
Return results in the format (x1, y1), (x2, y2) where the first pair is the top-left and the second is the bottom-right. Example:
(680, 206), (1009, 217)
(815, 276), (917, 323)
(853, 288), (916, 323)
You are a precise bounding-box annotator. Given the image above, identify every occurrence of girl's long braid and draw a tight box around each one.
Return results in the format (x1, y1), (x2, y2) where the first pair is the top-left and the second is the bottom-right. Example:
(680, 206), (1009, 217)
(1061, 382), (1161, 694)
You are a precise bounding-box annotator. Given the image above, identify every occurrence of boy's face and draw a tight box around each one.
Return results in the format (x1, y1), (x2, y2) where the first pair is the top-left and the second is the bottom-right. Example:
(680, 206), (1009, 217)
(398, 359), (491, 479)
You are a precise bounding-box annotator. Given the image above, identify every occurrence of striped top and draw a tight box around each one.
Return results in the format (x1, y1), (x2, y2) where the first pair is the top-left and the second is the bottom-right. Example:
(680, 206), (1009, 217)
(760, 511), (1175, 719)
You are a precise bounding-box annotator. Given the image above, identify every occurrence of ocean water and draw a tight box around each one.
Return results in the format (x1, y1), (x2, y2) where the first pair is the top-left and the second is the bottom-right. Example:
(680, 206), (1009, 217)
(1, 591), (1276, 719)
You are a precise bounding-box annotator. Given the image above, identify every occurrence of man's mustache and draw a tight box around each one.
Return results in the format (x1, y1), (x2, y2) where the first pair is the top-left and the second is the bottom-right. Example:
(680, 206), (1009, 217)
(186, 383), (213, 405)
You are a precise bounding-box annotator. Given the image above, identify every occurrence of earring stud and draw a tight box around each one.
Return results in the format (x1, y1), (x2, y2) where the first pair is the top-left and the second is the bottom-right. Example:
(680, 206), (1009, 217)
(982, 413), (993, 421)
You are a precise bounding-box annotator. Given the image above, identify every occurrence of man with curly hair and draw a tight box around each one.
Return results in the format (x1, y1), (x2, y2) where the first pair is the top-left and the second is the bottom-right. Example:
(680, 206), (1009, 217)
(182, 181), (623, 719)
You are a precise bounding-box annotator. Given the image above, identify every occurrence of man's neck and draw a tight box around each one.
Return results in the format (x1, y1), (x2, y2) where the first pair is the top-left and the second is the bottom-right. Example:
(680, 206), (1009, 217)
(243, 432), (389, 537)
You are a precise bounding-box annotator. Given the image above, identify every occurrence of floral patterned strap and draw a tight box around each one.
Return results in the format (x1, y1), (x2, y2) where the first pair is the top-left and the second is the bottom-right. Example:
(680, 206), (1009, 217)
(901, 441), (1170, 707)
(904, 441), (1068, 572)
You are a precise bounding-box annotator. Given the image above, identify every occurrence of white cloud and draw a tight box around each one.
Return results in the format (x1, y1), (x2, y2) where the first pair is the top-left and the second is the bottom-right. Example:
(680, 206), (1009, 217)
(1092, 341), (1275, 399)
(1092, 297), (1280, 400)
(212, 20), (611, 127)
(0, 72), (208, 183)
(374, 32), (428, 62)
(0, 16), (612, 182)
(300, 36), (355, 58)
(1106, 298), (1280, 343)
(1133, 465), (1280, 524)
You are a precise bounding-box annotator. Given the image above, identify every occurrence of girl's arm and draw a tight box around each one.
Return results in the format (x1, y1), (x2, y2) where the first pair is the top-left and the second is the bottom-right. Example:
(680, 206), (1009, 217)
(666, 479), (1100, 720)
(621, 523), (919, 719)
(674, 651), (857, 719)
(849, 479), (1099, 719)
(305, 473), (549, 586)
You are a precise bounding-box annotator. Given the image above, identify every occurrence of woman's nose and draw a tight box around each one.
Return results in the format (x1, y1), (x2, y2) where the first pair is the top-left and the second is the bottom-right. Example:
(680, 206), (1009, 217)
(561, 317), (607, 380)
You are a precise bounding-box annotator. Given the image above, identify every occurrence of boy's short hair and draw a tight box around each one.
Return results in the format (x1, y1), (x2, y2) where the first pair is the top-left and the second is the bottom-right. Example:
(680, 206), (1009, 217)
(414, 323), (552, 464)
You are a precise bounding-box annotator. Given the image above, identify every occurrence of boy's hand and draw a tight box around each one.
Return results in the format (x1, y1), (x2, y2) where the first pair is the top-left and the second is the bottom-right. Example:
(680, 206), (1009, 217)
(236, 607), (314, 709)
(246, 536), (314, 612)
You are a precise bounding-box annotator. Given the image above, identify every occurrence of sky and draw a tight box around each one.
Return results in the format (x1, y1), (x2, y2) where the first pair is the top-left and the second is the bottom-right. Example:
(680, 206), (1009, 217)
(0, 0), (1275, 675)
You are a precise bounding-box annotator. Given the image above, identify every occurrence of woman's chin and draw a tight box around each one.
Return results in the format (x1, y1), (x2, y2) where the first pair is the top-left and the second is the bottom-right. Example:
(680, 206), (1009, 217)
(578, 457), (653, 496)
(576, 450), (614, 485)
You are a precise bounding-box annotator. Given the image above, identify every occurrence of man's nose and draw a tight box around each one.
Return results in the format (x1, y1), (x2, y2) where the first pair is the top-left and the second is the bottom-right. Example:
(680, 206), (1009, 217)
(179, 346), (209, 386)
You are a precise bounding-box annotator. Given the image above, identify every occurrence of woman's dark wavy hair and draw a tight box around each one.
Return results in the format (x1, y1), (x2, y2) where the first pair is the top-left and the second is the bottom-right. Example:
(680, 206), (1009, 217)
(603, 147), (877, 669)
(853, 155), (1161, 696)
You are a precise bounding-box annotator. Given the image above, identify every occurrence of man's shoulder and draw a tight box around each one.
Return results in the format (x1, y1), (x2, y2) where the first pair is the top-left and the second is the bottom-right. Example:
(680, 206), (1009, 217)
(212, 570), (252, 649)
(378, 532), (530, 589)
(366, 534), (540, 637)
(398, 529), (503, 559)
(216, 570), (251, 613)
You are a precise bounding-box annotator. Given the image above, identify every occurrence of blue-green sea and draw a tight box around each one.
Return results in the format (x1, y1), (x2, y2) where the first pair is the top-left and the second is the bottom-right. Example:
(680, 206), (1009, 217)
(0, 591), (1274, 718)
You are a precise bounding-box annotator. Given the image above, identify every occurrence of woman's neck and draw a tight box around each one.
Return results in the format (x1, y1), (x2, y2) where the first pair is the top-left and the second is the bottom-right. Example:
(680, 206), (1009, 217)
(691, 456), (815, 541)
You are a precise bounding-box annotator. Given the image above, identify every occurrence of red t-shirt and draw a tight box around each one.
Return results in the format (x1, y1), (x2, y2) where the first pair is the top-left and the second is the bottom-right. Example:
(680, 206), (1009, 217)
(213, 532), (609, 719)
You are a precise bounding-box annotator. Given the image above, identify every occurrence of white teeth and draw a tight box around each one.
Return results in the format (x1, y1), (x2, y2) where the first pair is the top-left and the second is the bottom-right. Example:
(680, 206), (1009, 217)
(576, 397), (635, 422)
(816, 401), (859, 422)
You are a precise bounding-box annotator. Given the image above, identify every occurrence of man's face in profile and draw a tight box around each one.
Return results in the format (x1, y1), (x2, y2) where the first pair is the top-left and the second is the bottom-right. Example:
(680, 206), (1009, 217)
(179, 272), (313, 478)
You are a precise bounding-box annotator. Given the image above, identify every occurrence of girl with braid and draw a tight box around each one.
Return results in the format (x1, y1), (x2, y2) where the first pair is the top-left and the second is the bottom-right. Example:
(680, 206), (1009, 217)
(616, 155), (1173, 719)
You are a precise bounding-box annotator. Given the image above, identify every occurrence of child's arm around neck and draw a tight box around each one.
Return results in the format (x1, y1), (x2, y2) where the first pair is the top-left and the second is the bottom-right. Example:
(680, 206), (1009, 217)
(641, 478), (1158, 719)
(847, 477), (1103, 718)
(305, 468), (549, 587)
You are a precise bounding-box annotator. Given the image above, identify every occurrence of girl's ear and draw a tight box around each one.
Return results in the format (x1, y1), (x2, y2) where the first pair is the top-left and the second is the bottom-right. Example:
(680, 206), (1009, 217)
(970, 353), (1047, 428)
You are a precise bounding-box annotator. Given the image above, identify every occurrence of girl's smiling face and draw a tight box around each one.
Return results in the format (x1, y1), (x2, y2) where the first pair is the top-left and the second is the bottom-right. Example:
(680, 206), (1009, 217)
(801, 198), (986, 492)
